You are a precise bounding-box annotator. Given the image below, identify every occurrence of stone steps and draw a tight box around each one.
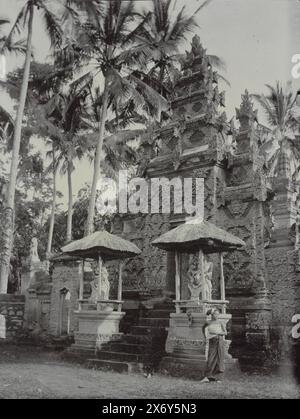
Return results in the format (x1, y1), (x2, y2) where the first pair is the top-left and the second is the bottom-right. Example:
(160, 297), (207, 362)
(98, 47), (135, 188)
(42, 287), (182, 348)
(105, 342), (149, 354)
(86, 302), (173, 374)
(66, 345), (95, 355)
(143, 309), (172, 319)
(152, 302), (174, 310)
(130, 325), (167, 335)
(138, 317), (170, 327)
(123, 333), (152, 345)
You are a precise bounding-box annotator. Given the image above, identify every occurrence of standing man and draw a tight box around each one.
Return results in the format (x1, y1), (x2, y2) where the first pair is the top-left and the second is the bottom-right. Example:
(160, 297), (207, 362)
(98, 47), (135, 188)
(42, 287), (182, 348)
(201, 307), (227, 383)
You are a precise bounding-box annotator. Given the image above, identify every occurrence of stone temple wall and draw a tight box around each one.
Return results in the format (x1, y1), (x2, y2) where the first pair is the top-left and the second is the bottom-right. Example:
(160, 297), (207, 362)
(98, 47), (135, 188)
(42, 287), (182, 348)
(110, 213), (171, 295)
(0, 294), (25, 339)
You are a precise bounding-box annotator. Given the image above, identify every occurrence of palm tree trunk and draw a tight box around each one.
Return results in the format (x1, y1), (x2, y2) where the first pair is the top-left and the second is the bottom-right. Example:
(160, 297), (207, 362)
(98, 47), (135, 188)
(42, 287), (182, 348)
(0, 5), (34, 293)
(66, 160), (73, 243)
(46, 147), (58, 257)
(85, 78), (109, 236)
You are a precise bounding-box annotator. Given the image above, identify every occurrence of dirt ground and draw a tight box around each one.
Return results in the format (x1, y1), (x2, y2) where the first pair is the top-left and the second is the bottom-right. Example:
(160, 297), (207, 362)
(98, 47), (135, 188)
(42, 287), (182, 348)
(0, 344), (299, 399)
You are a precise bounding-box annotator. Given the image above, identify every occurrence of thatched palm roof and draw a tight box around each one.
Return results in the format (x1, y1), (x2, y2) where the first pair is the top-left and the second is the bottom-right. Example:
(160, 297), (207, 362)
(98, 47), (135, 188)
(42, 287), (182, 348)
(61, 231), (141, 261)
(152, 218), (245, 254)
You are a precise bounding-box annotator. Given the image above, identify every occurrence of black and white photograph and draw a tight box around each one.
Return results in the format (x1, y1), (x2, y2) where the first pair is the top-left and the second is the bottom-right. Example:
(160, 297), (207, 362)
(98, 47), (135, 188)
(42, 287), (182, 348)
(0, 0), (300, 400)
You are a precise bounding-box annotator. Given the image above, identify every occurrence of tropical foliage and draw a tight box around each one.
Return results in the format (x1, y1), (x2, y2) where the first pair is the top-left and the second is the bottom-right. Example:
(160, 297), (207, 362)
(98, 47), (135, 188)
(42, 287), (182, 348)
(253, 82), (300, 179)
(0, 1), (65, 292)
(0, 0), (223, 292)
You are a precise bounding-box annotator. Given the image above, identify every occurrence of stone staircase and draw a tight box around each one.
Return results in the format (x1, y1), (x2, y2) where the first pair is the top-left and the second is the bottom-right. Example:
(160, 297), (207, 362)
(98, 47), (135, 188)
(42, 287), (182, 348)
(87, 303), (173, 373)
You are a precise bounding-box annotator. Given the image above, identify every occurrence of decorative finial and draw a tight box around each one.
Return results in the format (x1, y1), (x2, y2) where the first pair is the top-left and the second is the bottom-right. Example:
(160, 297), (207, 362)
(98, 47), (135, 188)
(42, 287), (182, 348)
(191, 35), (203, 56)
(236, 90), (258, 128)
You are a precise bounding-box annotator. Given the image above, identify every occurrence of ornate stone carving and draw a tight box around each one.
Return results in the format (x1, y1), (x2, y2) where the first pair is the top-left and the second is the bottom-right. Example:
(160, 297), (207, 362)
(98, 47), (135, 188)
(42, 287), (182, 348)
(225, 201), (252, 219)
(193, 168), (214, 218)
(203, 257), (213, 301)
(29, 238), (40, 263)
(228, 165), (252, 186)
(166, 337), (206, 354)
(89, 264), (110, 303)
(187, 254), (202, 300)
(110, 212), (170, 292)
(187, 254), (213, 301)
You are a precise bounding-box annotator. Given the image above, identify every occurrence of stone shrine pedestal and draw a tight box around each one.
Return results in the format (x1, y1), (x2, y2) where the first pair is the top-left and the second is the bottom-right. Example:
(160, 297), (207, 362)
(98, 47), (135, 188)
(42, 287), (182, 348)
(160, 311), (234, 378)
(72, 309), (125, 352)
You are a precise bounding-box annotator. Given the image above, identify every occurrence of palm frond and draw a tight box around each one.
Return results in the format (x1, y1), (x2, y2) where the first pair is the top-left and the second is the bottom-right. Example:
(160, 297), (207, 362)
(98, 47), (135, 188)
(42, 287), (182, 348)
(252, 82), (297, 134)
(121, 11), (152, 46)
(129, 73), (169, 117)
(70, 71), (94, 92)
(2, 38), (27, 55)
(66, 0), (104, 27)
(252, 93), (278, 127)
(0, 18), (10, 27)
(194, 0), (213, 14)
(39, 2), (63, 48)
(216, 73), (231, 87)
(168, 6), (198, 42)
(108, 70), (145, 111)
(208, 54), (226, 72)
(115, 43), (153, 70)
(0, 5), (28, 54)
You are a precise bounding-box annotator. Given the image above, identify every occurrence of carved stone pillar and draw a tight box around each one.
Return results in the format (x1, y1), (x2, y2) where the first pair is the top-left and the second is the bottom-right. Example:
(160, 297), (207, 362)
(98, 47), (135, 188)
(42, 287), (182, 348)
(220, 91), (273, 367)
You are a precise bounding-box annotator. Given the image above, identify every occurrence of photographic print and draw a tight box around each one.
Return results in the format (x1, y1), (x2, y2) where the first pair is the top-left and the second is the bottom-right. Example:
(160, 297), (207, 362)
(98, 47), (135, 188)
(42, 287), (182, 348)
(0, 0), (299, 401)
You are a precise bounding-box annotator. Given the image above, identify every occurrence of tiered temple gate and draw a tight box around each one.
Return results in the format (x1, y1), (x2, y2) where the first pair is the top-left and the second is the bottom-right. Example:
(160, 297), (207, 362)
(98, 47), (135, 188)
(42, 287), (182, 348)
(106, 36), (300, 368)
(33, 34), (300, 371)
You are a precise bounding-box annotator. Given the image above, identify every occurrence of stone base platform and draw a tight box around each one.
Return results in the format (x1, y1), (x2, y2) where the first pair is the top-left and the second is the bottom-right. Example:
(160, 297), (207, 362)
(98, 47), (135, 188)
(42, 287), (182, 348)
(70, 310), (125, 353)
(159, 311), (236, 379)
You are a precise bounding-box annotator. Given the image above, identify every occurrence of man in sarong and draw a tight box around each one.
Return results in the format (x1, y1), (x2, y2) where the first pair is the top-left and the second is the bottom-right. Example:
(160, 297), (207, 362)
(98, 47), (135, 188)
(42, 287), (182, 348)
(201, 307), (227, 383)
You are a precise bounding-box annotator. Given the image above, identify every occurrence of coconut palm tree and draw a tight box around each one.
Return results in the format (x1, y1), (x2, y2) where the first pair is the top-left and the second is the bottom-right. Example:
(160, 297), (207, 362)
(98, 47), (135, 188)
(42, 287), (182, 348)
(45, 140), (59, 256)
(252, 82), (300, 178)
(59, 138), (85, 244)
(0, 1), (64, 293)
(63, 0), (168, 236)
(29, 85), (89, 250)
(46, 91), (89, 245)
(11, 57), (91, 251)
(137, 0), (225, 98)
